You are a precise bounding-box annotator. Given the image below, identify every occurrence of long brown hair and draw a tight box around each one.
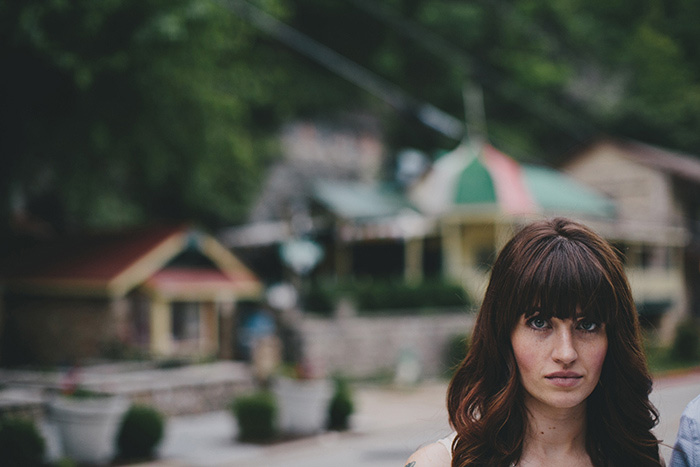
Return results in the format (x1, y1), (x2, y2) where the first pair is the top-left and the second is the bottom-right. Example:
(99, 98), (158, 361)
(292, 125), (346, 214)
(447, 218), (661, 466)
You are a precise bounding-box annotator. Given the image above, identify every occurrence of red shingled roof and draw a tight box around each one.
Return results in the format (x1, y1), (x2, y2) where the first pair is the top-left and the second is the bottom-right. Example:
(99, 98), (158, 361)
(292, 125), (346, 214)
(0, 224), (261, 299)
(144, 267), (259, 295)
(2, 224), (186, 283)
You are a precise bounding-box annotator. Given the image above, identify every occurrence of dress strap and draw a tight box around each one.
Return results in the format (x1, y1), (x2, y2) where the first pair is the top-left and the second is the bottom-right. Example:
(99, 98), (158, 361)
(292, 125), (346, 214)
(437, 432), (457, 455)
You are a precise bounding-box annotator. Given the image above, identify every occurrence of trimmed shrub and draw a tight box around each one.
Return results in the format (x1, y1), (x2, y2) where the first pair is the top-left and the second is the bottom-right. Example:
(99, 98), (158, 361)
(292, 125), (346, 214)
(327, 377), (354, 431)
(231, 391), (277, 442)
(0, 417), (46, 467)
(671, 319), (700, 361)
(306, 279), (470, 315)
(116, 405), (165, 461)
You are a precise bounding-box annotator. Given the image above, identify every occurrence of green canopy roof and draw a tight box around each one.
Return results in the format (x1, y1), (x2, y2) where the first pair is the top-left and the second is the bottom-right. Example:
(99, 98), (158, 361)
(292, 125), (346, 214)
(414, 144), (616, 218)
(313, 180), (414, 220)
(521, 164), (615, 218)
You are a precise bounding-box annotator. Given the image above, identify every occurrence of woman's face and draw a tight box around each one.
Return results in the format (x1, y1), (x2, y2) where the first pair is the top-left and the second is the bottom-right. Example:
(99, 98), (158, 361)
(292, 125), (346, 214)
(511, 310), (608, 413)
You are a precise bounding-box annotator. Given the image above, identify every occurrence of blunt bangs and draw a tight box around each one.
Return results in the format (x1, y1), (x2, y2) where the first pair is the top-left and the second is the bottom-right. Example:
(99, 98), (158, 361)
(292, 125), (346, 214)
(515, 238), (614, 325)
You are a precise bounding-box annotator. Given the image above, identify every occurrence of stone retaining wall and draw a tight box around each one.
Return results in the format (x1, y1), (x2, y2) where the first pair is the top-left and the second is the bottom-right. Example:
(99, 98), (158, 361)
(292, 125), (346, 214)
(297, 309), (476, 380)
(0, 361), (255, 419)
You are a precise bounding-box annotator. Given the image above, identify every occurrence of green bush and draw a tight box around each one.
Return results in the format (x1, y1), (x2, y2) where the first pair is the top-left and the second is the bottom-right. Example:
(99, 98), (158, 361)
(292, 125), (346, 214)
(231, 392), (277, 442)
(53, 458), (77, 467)
(156, 358), (189, 369)
(671, 319), (700, 361)
(327, 377), (354, 431)
(305, 279), (470, 315)
(67, 387), (111, 399)
(0, 417), (46, 467)
(304, 283), (337, 314)
(116, 405), (165, 461)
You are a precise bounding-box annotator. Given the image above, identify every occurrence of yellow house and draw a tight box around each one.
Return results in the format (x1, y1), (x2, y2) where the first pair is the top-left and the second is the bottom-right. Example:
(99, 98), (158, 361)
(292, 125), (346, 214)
(0, 224), (262, 365)
(408, 142), (616, 301)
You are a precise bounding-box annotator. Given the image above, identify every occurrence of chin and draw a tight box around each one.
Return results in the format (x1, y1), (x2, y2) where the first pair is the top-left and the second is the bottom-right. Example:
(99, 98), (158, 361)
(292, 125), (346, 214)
(545, 393), (591, 410)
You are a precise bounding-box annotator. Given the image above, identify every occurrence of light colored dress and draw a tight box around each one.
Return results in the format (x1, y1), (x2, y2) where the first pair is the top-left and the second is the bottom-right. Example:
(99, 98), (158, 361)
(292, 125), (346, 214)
(437, 431), (457, 455)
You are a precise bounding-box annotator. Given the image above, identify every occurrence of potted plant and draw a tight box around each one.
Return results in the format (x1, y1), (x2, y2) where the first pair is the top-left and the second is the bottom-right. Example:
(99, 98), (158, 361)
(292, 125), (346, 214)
(327, 376), (354, 431)
(271, 359), (332, 436)
(48, 368), (128, 465)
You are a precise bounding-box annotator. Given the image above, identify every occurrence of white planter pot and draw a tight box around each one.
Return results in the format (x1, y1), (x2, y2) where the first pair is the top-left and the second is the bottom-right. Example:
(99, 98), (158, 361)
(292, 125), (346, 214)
(273, 377), (332, 436)
(48, 395), (129, 465)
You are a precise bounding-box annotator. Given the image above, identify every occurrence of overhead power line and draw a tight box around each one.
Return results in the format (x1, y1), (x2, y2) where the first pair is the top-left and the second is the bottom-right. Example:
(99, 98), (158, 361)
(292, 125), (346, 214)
(218, 0), (465, 140)
(346, 0), (598, 142)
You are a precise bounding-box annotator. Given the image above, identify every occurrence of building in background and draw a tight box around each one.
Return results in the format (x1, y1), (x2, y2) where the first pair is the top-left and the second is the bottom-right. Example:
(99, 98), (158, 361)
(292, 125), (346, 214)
(563, 138), (700, 337)
(220, 128), (700, 377)
(222, 123), (616, 303)
(406, 142), (616, 300)
(0, 224), (261, 366)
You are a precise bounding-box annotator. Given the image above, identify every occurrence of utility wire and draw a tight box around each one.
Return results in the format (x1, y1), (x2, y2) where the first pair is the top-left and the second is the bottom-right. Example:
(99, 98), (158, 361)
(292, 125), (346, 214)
(345, 0), (598, 142)
(219, 0), (465, 140)
(344, 0), (473, 75)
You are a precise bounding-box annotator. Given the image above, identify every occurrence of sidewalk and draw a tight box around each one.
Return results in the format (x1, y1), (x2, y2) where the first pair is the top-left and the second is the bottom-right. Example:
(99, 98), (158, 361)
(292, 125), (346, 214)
(40, 369), (700, 466)
(153, 370), (700, 467)
(152, 381), (450, 467)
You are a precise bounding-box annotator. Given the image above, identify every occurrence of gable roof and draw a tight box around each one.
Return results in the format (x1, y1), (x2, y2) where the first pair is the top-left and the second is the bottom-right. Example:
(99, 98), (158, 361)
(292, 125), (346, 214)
(1, 224), (261, 299)
(567, 138), (700, 183)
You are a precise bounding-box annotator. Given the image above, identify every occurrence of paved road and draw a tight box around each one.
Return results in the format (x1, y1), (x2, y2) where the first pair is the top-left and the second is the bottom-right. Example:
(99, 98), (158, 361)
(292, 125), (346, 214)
(147, 370), (700, 467)
(157, 382), (450, 467)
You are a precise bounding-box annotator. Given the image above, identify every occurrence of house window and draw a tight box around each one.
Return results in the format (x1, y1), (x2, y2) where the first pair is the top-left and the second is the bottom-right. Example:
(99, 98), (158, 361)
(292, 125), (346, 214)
(171, 302), (200, 341)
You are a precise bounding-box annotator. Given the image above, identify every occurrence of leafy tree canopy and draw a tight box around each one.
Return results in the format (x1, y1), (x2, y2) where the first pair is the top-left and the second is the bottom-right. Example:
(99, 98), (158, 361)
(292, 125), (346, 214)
(275, 0), (700, 162)
(1, 0), (290, 239)
(3, 0), (700, 244)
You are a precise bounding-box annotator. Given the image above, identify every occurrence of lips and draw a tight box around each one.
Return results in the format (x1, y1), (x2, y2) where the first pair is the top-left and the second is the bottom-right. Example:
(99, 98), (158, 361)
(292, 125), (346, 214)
(546, 371), (582, 379)
(545, 371), (583, 387)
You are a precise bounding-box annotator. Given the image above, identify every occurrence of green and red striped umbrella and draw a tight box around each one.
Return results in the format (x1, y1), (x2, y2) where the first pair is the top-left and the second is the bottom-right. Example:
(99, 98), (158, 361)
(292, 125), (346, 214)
(409, 143), (615, 218)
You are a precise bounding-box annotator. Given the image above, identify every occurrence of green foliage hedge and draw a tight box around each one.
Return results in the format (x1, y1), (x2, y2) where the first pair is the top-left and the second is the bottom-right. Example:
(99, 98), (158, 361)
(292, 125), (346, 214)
(672, 319), (700, 361)
(305, 279), (469, 315)
(116, 405), (165, 461)
(0, 417), (46, 467)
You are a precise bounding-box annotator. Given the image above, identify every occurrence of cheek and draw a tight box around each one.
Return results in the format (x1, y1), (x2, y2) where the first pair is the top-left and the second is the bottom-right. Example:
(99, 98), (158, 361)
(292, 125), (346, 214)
(586, 339), (608, 374)
(511, 334), (540, 375)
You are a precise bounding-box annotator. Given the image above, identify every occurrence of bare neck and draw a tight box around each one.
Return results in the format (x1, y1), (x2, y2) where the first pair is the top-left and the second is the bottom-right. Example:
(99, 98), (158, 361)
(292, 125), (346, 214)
(520, 396), (590, 466)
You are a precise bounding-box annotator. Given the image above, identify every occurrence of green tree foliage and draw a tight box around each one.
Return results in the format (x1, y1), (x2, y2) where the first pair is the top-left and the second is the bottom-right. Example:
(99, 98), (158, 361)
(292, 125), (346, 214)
(3, 0), (700, 241)
(0, 0), (288, 238)
(275, 0), (700, 162)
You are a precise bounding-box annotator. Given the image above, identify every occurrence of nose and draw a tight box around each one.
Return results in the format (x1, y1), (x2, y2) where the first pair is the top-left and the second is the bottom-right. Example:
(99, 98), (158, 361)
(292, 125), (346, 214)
(552, 328), (578, 365)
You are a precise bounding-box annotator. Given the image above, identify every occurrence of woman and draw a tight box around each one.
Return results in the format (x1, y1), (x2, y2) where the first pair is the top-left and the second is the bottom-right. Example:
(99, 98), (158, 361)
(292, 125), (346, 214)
(407, 218), (662, 466)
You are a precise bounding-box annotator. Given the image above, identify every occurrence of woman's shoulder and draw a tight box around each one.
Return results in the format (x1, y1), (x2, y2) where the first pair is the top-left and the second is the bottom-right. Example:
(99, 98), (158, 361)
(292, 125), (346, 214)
(405, 440), (452, 467)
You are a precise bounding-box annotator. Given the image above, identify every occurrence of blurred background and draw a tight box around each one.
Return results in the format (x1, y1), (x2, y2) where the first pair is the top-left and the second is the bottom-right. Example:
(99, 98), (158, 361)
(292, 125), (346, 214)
(2, 0), (700, 465)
